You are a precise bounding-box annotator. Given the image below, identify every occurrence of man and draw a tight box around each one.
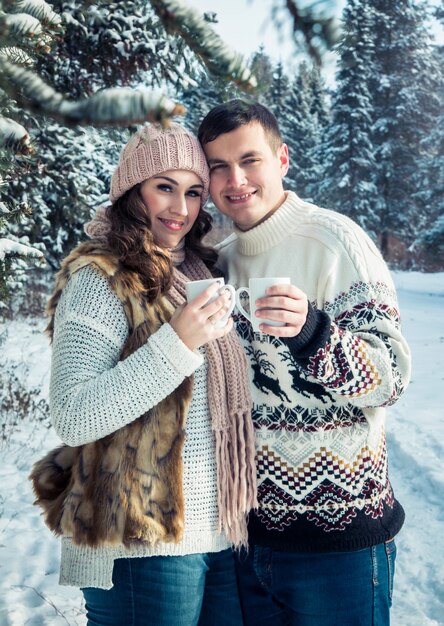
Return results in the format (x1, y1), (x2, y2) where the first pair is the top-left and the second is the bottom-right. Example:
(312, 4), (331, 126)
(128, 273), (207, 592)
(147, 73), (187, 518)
(198, 100), (411, 626)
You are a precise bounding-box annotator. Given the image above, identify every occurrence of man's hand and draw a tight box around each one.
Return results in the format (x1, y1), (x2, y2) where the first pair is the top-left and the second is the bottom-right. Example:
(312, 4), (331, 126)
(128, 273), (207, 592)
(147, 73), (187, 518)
(254, 284), (308, 337)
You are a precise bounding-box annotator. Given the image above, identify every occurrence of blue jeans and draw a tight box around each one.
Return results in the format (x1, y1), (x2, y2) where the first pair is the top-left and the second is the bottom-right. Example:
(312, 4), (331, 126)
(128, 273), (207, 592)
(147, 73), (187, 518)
(82, 549), (243, 626)
(235, 540), (397, 626)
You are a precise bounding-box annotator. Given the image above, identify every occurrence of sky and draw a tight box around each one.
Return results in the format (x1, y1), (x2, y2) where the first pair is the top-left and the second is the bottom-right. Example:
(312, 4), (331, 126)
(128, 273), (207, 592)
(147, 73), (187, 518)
(185, 0), (349, 59)
(186, 0), (301, 64)
(185, 0), (443, 86)
(186, 0), (345, 85)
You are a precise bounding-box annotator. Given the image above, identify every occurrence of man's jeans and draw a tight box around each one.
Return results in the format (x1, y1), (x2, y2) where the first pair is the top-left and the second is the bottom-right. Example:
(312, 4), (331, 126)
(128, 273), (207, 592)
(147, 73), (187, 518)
(81, 548), (243, 626)
(235, 541), (397, 626)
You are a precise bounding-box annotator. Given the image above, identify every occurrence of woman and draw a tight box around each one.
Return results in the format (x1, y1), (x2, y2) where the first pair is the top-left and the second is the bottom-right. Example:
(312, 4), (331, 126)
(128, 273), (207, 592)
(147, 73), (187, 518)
(30, 123), (257, 626)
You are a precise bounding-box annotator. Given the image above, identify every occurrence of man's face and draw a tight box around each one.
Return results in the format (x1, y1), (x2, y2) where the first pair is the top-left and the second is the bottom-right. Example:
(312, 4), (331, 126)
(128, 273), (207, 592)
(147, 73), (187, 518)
(203, 122), (289, 231)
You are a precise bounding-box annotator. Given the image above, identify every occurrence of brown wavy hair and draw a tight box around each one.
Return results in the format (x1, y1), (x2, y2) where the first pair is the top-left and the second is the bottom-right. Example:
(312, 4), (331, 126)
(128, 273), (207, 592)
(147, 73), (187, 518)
(107, 184), (218, 302)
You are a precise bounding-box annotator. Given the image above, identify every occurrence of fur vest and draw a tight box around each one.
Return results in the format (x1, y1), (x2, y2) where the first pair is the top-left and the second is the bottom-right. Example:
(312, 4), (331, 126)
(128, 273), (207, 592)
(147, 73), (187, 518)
(30, 242), (194, 548)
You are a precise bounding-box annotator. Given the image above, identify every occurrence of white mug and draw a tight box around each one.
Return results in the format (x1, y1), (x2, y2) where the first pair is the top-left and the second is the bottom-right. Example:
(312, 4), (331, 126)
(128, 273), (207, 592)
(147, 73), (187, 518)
(185, 277), (236, 329)
(235, 277), (291, 332)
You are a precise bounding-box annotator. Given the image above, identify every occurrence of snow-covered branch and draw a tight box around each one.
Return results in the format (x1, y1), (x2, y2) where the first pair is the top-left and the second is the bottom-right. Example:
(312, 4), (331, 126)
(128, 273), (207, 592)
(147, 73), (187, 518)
(0, 10), (54, 52)
(0, 116), (33, 154)
(0, 45), (34, 65)
(12, 0), (61, 27)
(1, 11), (42, 37)
(58, 87), (185, 126)
(0, 237), (43, 262)
(0, 60), (185, 126)
(274, 0), (341, 64)
(150, 0), (257, 91)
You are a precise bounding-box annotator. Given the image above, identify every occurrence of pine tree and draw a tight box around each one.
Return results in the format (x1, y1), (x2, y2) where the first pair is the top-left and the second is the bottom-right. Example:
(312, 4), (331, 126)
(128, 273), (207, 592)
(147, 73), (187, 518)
(9, 124), (120, 270)
(267, 62), (298, 186)
(268, 61), (291, 121)
(249, 46), (274, 103)
(0, 201), (43, 309)
(266, 62), (309, 194)
(315, 0), (377, 235)
(0, 0), (257, 302)
(307, 65), (330, 134)
(369, 0), (440, 261)
(180, 67), (242, 135)
(5, 0), (191, 269)
(285, 61), (327, 198)
(414, 30), (444, 265)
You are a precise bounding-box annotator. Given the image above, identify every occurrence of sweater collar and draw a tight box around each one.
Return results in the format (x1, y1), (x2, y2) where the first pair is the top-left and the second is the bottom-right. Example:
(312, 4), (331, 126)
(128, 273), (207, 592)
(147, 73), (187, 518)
(169, 238), (186, 266)
(232, 191), (308, 256)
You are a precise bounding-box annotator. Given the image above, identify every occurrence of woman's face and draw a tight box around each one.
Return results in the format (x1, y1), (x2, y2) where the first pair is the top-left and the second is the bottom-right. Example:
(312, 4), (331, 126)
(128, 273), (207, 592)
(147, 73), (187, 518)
(139, 169), (203, 248)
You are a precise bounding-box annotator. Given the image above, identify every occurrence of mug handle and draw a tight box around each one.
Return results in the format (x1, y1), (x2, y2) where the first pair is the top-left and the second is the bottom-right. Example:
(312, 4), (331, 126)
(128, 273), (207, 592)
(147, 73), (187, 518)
(235, 287), (251, 322)
(218, 284), (236, 325)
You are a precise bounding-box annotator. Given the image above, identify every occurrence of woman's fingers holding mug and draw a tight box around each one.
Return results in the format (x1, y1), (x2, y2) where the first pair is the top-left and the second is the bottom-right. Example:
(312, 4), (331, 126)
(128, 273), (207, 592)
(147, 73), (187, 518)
(212, 315), (234, 335)
(188, 284), (234, 319)
(207, 296), (233, 326)
(189, 282), (222, 308)
(170, 284), (235, 350)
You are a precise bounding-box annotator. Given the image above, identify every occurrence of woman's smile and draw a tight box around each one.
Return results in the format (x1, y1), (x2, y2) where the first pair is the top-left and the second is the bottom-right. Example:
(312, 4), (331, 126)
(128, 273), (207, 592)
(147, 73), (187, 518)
(158, 217), (186, 231)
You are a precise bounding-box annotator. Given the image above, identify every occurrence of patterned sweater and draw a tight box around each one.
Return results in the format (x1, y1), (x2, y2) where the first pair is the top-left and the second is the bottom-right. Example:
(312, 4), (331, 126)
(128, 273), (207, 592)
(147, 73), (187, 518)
(50, 266), (229, 589)
(217, 192), (411, 552)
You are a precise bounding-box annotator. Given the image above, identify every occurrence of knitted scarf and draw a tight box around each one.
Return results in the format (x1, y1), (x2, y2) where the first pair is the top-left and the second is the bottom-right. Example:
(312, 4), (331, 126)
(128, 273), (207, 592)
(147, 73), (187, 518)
(84, 207), (257, 544)
(169, 250), (257, 545)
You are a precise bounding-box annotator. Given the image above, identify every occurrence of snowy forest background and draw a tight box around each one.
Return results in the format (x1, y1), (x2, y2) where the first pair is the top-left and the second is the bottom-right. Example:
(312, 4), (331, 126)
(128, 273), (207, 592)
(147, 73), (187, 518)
(0, 0), (443, 315)
(0, 1), (443, 624)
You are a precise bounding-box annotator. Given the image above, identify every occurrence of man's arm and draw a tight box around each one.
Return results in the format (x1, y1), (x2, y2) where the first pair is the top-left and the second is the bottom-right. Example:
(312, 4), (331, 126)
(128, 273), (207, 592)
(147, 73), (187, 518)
(254, 266), (411, 409)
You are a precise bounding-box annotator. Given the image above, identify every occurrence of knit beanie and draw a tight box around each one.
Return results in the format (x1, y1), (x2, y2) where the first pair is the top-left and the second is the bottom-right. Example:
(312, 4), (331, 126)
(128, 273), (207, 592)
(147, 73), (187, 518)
(110, 123), (210, 206)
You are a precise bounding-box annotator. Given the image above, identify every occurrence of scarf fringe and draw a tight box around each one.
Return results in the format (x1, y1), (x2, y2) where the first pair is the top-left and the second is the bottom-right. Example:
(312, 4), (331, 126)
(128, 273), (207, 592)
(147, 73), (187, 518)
(216, 410), (258, 549)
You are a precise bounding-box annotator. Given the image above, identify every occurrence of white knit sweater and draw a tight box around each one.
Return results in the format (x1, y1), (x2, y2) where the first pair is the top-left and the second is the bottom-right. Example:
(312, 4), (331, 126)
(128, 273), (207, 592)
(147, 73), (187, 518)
(217, 191), (411, 552)
(49, 265), (229, 589)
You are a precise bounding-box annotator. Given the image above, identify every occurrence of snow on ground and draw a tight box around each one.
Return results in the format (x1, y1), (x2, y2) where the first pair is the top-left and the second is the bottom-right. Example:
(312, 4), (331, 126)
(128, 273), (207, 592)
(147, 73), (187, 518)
(0, 271), (443, 626)
(387, 271), (444, 626)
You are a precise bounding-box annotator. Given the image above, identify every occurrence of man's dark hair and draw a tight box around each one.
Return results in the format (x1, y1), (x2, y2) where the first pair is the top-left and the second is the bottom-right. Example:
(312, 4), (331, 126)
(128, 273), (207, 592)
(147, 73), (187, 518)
(198, 99), (283, 152)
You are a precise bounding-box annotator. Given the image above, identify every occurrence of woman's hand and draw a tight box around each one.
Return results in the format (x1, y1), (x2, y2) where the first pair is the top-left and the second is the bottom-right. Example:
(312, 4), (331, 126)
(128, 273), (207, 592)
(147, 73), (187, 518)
(170, 283), (234, 350)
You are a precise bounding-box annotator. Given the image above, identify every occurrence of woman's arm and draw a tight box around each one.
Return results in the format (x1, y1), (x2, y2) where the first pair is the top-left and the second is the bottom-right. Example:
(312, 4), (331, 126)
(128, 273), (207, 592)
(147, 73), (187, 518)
(49, 266), (203, 446)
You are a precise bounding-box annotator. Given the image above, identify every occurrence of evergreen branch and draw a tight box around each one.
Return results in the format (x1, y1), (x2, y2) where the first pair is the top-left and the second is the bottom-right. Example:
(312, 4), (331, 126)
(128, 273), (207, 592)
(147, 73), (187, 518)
(0, 202), (32, 225)
(13, 0), (61, 27)
(0, 237), (43, 261)
(0, 10), (54, 51)
(150, 0), (257, 91)
(0, 202), (23, 218)
(59, 87), (186, 126)
(0, 60), (185, 126)
(0, 201), (10, 216)
(281, 0), (341, 64)
(0, 116), (33, 154)
(0, 45), (34, 65)
(1, 11), (42, 37)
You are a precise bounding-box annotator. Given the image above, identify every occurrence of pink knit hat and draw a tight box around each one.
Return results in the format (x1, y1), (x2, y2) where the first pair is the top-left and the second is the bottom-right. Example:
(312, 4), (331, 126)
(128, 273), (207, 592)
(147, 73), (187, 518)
(110, 123), (210, 205)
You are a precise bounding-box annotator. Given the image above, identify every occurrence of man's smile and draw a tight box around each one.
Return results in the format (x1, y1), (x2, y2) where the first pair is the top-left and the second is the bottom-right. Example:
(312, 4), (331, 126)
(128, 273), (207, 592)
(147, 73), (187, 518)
(225, 191), (257, 203)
